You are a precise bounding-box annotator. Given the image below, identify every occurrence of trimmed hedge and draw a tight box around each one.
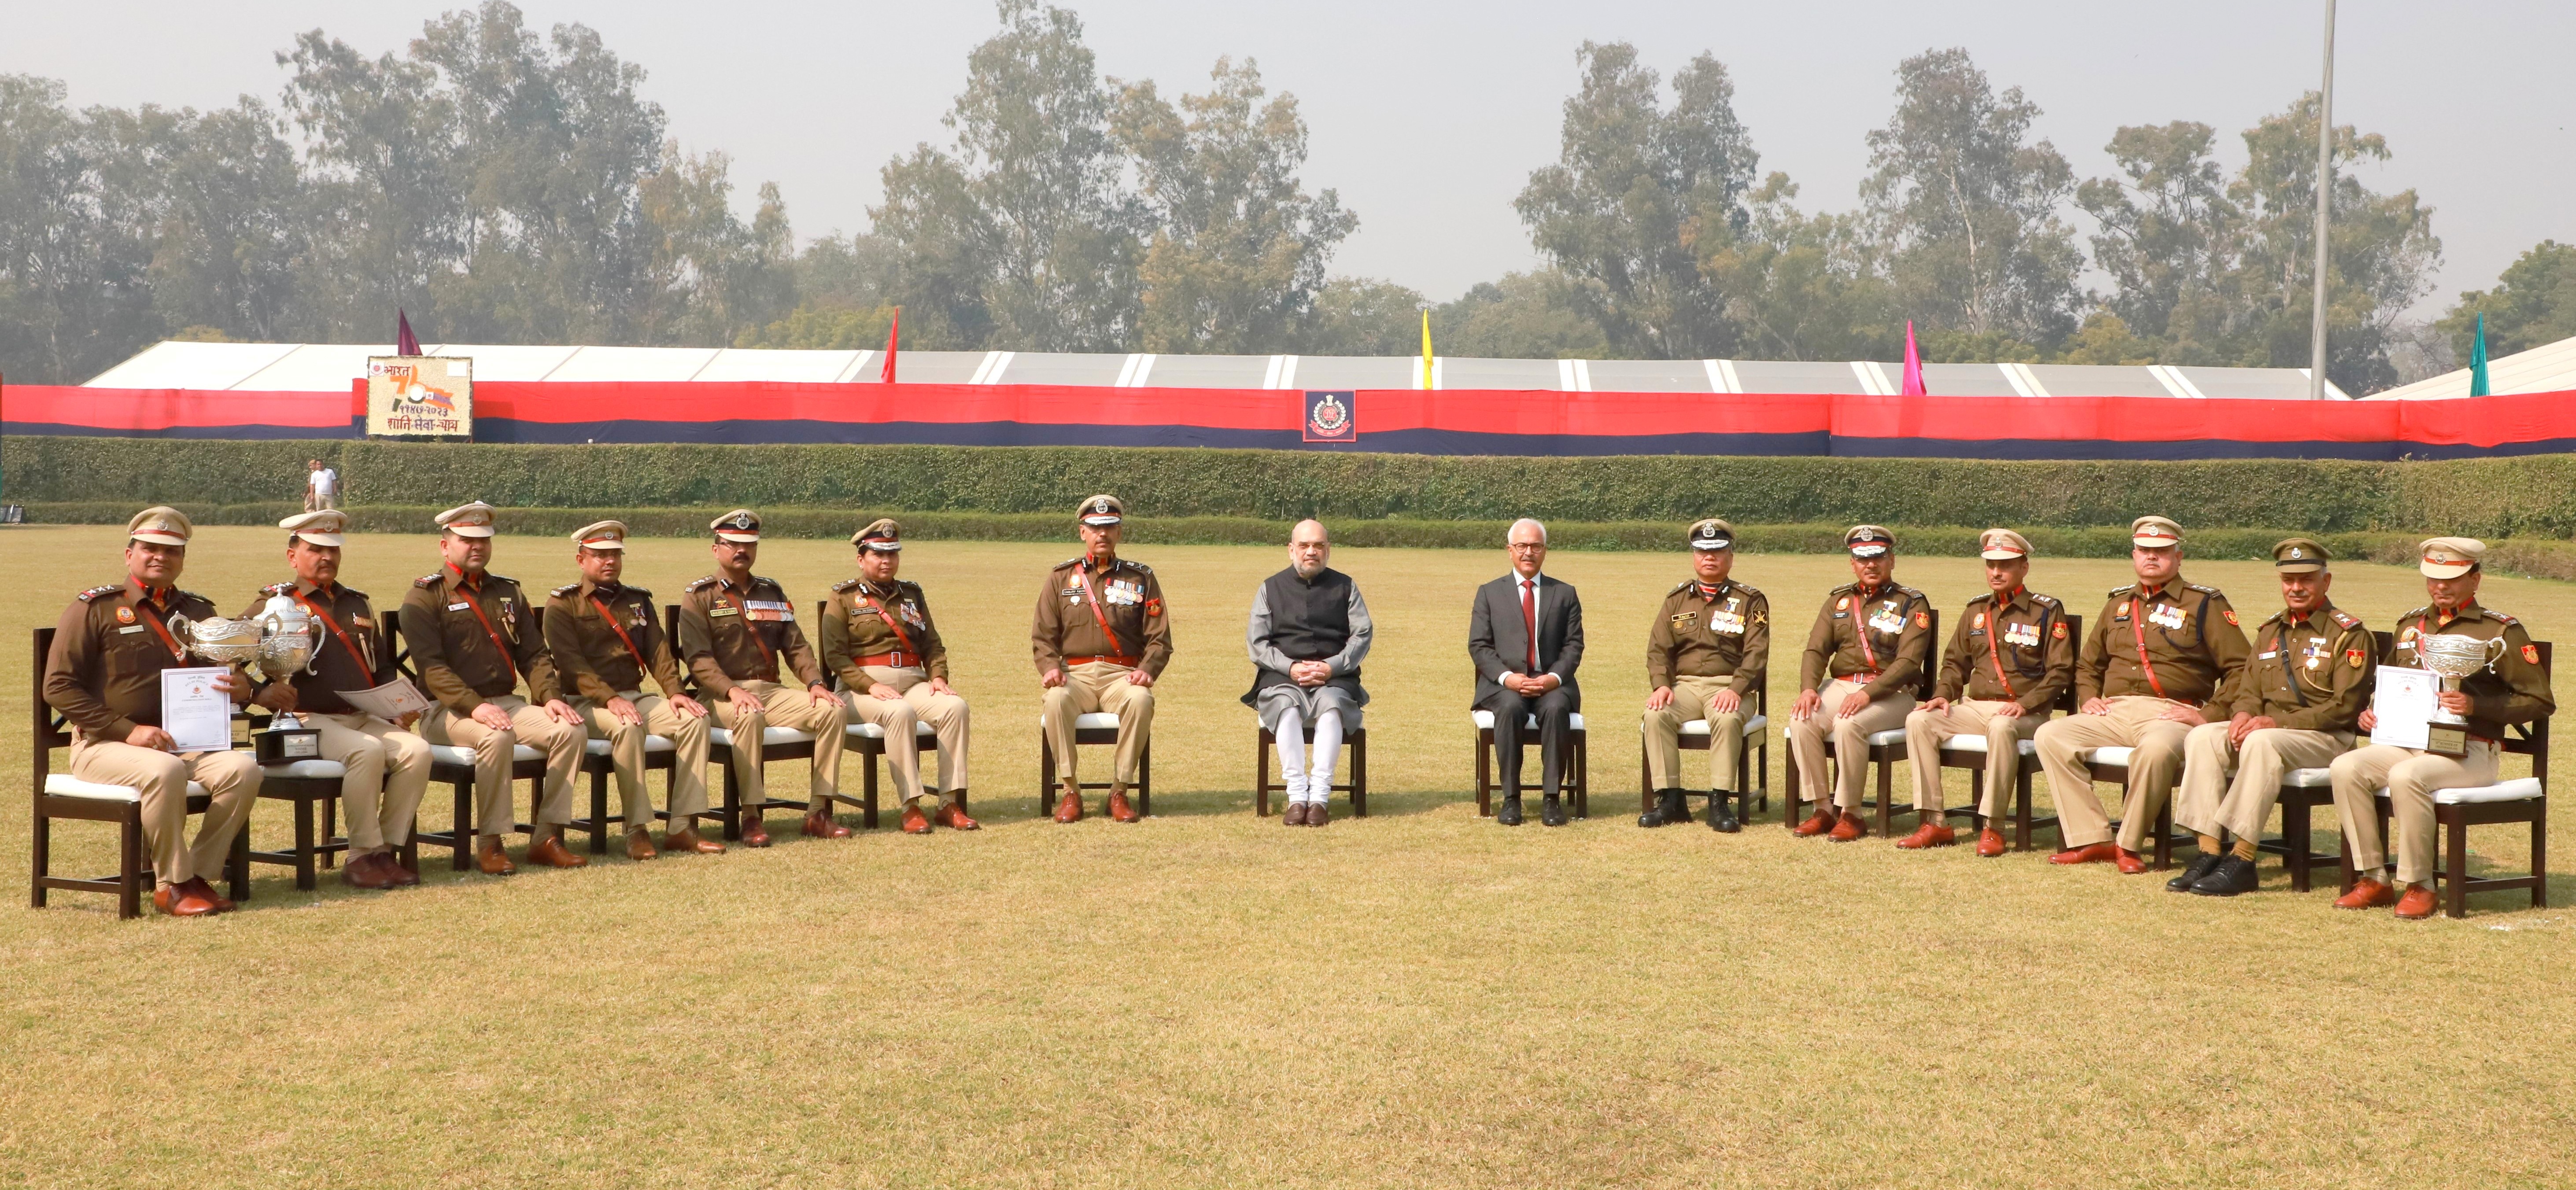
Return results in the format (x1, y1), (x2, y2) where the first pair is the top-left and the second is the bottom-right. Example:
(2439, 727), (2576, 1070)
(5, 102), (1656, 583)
(7, 438), (2573, 538)
(24, 502), (2576, 582)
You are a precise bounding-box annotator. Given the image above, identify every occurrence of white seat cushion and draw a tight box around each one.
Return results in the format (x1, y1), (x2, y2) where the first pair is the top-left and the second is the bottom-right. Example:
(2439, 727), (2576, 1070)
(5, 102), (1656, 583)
(45, 774), (208, 804)
(428, 744), (546, 767)
(1941, 735), (2040, 758)
(1867, 729), (1907, 747)
(2283, 767), (2334, 788)
(708, 726), (816, 748)
(1026, 712), (1127, 731)
(261, 759), (349, 779)
(1471, 710), (1586, 731)
(848, 721), (938, 740)
(1661, 715), (1766, 738)
(2431, 777), (2545, 805)
(2078, 746), (2136, 767)
(583, 735), (675, 756)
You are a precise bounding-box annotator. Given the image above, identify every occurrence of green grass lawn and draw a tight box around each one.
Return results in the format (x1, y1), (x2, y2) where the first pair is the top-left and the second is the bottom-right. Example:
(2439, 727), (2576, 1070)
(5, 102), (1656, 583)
(4, 524), (2572, 1188)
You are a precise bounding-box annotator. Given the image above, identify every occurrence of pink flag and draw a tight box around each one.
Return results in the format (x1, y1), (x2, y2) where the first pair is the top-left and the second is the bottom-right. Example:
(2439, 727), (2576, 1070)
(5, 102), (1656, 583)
(1900, 320), (1927, 396)
(396, 309), (421, 356)
(879, 308), (900, 383)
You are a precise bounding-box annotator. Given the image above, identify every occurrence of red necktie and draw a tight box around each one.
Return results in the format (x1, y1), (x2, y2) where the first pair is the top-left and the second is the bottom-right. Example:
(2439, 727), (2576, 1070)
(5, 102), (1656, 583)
(1520, 579), (1538, 673)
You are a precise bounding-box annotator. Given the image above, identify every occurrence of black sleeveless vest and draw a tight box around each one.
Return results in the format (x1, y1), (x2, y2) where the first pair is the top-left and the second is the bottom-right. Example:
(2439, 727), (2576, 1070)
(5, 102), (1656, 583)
(1244, 566), (1363, 704)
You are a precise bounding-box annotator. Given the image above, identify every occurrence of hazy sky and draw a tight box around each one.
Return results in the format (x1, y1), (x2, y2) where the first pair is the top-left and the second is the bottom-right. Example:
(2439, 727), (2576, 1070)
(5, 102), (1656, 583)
(15, 1), (2572, 315)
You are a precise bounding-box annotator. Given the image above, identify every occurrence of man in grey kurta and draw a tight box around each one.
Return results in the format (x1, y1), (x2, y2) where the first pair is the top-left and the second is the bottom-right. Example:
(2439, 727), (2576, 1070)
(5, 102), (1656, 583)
(1244, 519), (1373, 825)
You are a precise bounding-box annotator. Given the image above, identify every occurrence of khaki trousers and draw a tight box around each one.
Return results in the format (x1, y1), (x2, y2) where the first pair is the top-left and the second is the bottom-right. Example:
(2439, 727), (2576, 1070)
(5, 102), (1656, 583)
(1787, 678), (1915, 811)
(1042, 661), (1155, 786)
(844, 666), (970, 808)
(68, 736), (260, 887)
(307, 712), (432, 852)
(2330, 740), (2500, 886)
(2174, 723), (2348, 842)
(574, 692), (712, 828)
(712, 680), (847, 814)
(2033, 696), (2195, 850)
(424, 695), (583, 838)
(1642, 675), (1749, 791)
(1903, 700), (2040, 817)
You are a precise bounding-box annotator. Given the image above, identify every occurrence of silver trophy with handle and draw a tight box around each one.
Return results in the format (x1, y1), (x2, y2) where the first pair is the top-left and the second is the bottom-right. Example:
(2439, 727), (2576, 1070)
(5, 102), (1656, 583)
(2416, 633), (2506, 756)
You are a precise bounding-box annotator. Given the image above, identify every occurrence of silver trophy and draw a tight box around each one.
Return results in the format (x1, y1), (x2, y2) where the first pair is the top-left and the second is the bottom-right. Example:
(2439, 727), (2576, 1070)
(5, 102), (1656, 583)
(169, 596), (327, 761)
(254, 593), (324, 681)
(166, 614), (266, 668)
(2417, 633), (2506, 755)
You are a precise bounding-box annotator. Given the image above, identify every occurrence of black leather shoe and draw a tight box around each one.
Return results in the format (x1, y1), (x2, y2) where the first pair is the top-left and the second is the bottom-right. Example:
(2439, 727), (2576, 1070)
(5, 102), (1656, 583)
(2166, 851), (2225, 893)
(2191, 855), (2261, 897)
(1661, 788), (1692, 826)
(1540, 795), (1568, 827)
(1497, 795), (1524, 826)
(1709, 792), (1741, 833)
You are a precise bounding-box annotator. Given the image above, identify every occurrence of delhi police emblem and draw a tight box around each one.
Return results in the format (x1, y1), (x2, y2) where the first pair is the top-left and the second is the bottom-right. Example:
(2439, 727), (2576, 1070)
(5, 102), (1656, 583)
(1302, 390), (1357, 442)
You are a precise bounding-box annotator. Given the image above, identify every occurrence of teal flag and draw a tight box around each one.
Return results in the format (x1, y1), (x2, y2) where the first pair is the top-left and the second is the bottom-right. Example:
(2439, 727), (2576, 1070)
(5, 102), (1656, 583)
(2469, 311), (2491, 397)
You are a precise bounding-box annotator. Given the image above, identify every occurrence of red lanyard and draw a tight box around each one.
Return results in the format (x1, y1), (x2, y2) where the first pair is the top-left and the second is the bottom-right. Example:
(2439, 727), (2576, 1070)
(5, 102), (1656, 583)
(2130, 590), (2168, 699)
(1985, 594), (2019, 700)
(137, 594), (186, 661)
(853, 585), (925, 664)
(589, 594), (650, 673)
(451, 571), (517, 682)
(1851, 586), (1883, 674)
(293, 589), (375, 675)
(1073, 564), (1125, 657)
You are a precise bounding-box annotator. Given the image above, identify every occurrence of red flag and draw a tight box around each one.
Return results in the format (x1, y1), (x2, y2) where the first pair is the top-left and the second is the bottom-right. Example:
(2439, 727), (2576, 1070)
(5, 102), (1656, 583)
(879, 308), (900, 383)
(396, 309), (421, 356)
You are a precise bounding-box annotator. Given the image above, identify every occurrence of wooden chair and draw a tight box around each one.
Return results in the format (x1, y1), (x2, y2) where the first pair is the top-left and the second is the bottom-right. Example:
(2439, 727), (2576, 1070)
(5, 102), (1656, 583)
(1909, 613), (2083, 851)
(1256, 724), (1369, 817)
(384, 608), (553, 870)
(813, 603), (949, 830)
(1039, 713), (1153, 817)
(240, 706), (361, 890)
(665, 604), (822, 840)
(1473, 709), (1588, 818)
(2335, 639), (2550, 917)
(532, 607), (687, 854)
(1633, 682), (1769, 824)
(1845, 609), (1945, 837)
(30, 626), (249, 918)
(2237, 626), (2389, 892)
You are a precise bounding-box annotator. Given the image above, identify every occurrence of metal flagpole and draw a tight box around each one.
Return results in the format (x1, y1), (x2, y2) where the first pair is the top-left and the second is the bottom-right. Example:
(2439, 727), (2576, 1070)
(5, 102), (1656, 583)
(2309, 0), (2336, 401)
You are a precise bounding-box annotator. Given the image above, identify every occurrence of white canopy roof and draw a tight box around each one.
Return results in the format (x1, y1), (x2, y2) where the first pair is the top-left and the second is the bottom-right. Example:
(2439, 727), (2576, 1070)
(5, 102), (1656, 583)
(2369, 334), (2576, 400)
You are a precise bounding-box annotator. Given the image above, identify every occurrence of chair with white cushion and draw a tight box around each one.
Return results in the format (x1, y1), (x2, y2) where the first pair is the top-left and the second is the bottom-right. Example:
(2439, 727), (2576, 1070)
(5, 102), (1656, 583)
(1917, 612), (2081, 851)
(1039, 712), (1152, 817)
(1257, 724), (1369, 818)
(240, 732), (356, 890)
(1633, 684), (1769, 824)
(1473, 709), (1588, 818)
(2339, 639), (2550, 918)
(385, 608), (559, 870)
(2067, 744), (2191, 869)
(571, 733), (677, 853)
(30, 626), (248, 918)
(1849, 609), (1942, 837)
(664, 604), (823, 840)
(812, 606), (952, 831)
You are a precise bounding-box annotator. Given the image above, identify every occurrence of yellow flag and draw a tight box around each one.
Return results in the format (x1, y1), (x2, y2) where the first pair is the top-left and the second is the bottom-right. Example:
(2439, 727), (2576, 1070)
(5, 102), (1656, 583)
(1420, 308), (1434, 390)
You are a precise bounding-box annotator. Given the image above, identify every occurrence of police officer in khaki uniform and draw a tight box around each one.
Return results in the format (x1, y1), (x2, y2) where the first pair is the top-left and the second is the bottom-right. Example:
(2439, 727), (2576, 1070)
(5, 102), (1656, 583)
(2033, 516), (2250, 874)
(1901, 529), (2074, 855)
(404, 501), (588, 874)
(820, 519), (977, 835)
(676, 509), (849, 848)
(1033, 495), (1173, 823)
(543, 520), (720, 861)
(2168, 538), (2371, 897)
(2331, 538), (2554, 919)
(1788, 525), (1934, 842)
(43, 508), (260, 916)
(1640, 518), (1768, 832)
(244, 510), (432, 890)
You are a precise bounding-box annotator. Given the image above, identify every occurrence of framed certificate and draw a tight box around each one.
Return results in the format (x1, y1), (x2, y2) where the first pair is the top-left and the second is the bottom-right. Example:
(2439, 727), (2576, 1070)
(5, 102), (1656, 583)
(2368, 666), (2439, 751)
(159, 667), (236, 754)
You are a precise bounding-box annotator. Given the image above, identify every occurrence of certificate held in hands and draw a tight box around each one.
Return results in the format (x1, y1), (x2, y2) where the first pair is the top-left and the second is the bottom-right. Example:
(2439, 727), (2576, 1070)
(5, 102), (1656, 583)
(336, 678), (434, 722)
(2368, 667), (2441, 752)
(159, 667), (236, 754)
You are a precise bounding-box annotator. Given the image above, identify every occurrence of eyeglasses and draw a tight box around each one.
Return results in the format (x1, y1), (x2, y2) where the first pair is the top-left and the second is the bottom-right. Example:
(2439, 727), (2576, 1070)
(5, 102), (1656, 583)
(1509, 543), (1545, 552)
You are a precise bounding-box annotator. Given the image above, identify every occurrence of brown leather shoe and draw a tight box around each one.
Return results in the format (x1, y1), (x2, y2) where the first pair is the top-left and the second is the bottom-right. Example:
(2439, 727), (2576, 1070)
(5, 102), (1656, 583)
(2114, 848), (2148, 875)
(627, 830), (659, 862)
(190, 876), (236, 913)
(740, 815), (771, 848)
(1307, 800), (1330, 827)
(802, 811), (852, 839)
(1108, 786), (1140, 823)
(1896, 822), (1956, 849)
(2048, 842), (2118, 866)
(2334, 877), (2396, 910)
(936, 803), (980, 831)
(901, 804), (931, 834)
(476, 836), (517, 875)
(1827, 813), (1868, 842)
(1975, 828), (2007, 858)
(1054, 787), (1085, 823)
(663, 825), (724, 855)
(2393, 883), (2438, 920)
(159, 881), (218, 917)
(343, 851), (397, 890)
(1283, 801), (1309, 826)
(1794, 807), (1838, 836)
(527, 832), (589, 869)
(386, 854), (421, 886)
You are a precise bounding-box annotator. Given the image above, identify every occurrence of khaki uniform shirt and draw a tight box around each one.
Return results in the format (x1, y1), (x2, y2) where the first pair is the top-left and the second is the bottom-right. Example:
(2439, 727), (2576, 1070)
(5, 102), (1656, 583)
(1799, 582), (1935, 699)
(240, 579), (398, 716)
(2387, 600), (2555, 742)
(400, 564), (561, 712)
(676, 573), (825, 696)
(2232, 604), (2373, 733)
(820, 577), (950, 685)
(1644, 578), (1768, 694)
(1031, 555), (1172, 678)
(1934, 586), (2075, 712)
(44, 579), (228, 739)
(543, 579), (683, 701)
(2075, 579), (2249, 715)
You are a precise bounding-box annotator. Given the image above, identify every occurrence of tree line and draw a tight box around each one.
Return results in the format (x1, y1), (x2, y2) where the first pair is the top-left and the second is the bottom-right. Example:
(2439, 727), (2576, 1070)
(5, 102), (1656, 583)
(3, 0), (2567, 391)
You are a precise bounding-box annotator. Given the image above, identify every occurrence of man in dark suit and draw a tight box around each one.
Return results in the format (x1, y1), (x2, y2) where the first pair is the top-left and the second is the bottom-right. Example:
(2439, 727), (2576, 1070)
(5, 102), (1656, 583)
(1469, 518), (1585, 826)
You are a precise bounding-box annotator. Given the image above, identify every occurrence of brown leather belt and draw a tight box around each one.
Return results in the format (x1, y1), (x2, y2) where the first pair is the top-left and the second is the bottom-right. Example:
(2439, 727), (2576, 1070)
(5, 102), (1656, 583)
(850, 652), (919, 668)
(1066, 654), (1137, 667)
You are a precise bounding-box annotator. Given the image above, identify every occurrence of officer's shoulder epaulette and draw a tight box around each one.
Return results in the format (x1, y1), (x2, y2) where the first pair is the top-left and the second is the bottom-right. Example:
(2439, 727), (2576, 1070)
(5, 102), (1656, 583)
(2107, 583), (2136, 597)
(174, 587), (210, 607)
(484, 572), (519, 588)
(621, 584), (649, 599)
(77, 585), (122, 602)
(1668, 580), (1694, 596)
(415, 572), (443, 589)
(2489, 610), (2519, 626)
(2401, 604), (2429, 623)
(551, 582), (581, 598)
(1118, 559), (1153, 575)
(831, 578), (862, 593)
(1828, 582), (1857, 596)
(2259, 609), (2287, 625)
(1897, 584), (1926, 599)
(2186, 582), (2222, 596)
(2030, 592), (2060, 607)
(1732, 581), (1763, 598)
(259, 582), (295, 597)
(341, 586), (368, 602)
(685, 576), (717, 593)
(1055, 556), (1085, 571)
(2331, 609), (2361, 629)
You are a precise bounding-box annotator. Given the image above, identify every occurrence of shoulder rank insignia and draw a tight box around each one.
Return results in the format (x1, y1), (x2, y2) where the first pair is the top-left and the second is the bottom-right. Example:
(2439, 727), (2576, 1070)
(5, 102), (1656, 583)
(831, 578), (862, 593)
(261, 582), (294, 596)
(2489, 611), (2519, 625)
(78, 584), (122, 602)
(551, 583), (581, 598)
(1057, 556), (1085, 571)
(2187, 582), (2220, 595)
(622, 584), (649, 598)
(415, 573), (443, 588)
(2331, 610), (2360, 628)
(484, 573), (517, 588)
(2107, 584), (2135, 597)
(685, 576), (717, 593)
(1733, 582), (1762, 597)
(1669, 580), (1694, 596)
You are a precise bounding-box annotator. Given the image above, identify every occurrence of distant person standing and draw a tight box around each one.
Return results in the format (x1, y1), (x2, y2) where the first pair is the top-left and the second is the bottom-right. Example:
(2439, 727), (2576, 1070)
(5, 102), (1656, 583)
(305, 459), (340, 511)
